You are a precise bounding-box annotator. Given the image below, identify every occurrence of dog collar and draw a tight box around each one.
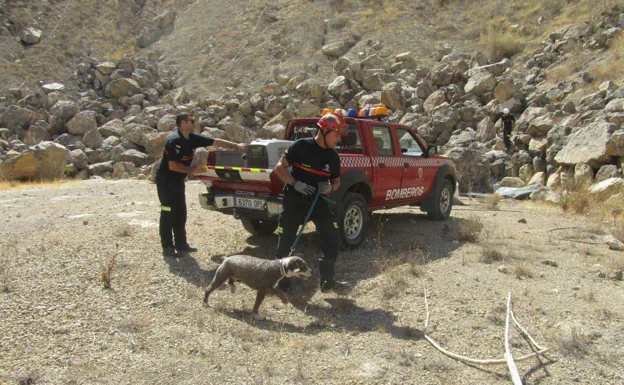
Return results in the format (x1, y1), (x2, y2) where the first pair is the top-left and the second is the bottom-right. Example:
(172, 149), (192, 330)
(279, 258), (287, 277)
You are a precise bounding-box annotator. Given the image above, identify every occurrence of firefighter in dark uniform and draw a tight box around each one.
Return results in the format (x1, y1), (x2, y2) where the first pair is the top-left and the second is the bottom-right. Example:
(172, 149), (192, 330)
(500, 108), (516, 153)
(273, 112), (349, 293)
(156, 113), (246, 258)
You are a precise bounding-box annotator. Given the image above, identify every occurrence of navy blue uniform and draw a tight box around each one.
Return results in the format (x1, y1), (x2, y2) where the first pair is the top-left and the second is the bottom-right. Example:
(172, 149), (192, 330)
(275, 138), (341, 261)
(501, 114), (515, 150)
(156, 130), (214, 249)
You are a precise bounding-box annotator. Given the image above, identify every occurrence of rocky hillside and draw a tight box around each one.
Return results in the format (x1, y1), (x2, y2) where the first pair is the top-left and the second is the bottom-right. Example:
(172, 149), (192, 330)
(0, 0), (623, 213)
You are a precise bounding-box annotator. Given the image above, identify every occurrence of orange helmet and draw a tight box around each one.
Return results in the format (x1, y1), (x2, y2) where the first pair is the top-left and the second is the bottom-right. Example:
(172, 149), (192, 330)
(317, 112), (348, 136)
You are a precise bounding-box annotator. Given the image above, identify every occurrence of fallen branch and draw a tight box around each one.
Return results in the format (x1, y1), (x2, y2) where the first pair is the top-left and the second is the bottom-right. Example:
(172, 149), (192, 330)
(505, 293), (523, 385)
(422, 286), (550, 367)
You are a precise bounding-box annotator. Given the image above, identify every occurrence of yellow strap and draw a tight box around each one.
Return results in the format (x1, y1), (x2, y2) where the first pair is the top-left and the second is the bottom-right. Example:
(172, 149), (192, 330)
(333, 222), (338, 228)
(277, 226), (283, 234)
(161, 205), (171, 212)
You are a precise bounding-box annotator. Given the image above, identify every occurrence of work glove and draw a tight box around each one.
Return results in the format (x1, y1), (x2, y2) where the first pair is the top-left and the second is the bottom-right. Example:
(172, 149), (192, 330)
(293, 180), (315, 196)
(318, 181), (332, 194)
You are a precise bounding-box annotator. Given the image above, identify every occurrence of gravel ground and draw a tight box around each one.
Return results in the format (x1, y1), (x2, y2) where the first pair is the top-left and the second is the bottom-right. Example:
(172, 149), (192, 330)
(0, 179), (622, 385)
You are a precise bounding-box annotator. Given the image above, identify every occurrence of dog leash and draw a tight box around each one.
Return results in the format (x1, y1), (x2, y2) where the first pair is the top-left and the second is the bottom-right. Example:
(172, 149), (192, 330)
(288, 190), (340, 257)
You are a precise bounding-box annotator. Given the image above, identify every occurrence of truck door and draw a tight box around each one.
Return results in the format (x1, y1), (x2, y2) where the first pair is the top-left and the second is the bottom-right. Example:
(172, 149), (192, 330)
(370, 124), (403, 206)
(397, 127), (435, 200)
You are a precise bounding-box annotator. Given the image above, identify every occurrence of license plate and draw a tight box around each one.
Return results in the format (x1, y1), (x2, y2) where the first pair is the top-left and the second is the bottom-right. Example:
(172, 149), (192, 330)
(234, 197), (265, 210)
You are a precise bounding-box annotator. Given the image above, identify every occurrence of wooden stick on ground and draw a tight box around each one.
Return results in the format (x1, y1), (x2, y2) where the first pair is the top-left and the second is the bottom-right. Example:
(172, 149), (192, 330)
(505, 292), (523, 385)
(422, 285), (550, 367)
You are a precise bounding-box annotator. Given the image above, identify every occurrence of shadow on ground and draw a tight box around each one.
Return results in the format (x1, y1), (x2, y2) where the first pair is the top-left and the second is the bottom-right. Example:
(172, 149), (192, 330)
(165, 210), (470, 295)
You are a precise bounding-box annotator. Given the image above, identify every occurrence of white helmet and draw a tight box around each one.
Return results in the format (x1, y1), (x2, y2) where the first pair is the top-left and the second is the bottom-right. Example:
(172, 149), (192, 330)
(503, 108), (510, 114)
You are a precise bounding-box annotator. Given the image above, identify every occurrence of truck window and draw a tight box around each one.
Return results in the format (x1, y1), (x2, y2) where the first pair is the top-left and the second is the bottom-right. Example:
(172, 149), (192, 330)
(335, 124), (362, 154)
(371, 126), (394, 156)
(288, 123), (317, 140)
(397, 128), (424, 157)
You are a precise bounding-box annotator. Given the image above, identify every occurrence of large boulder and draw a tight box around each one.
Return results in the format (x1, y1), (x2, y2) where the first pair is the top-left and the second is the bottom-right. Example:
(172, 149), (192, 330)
(321, 39), (356, 58)
(2, 105), (33, 129)
(0, 151), (37, 180)
(605, 98), (624, 113)
(444, 147), (492, 193)
(20, 27), (42, 44)
(118, 149), (151, 166)
(527, 115), (554, 137)
(67, 111), (97, 135)
(588, 177), (624, 201)
(49, 100), (80, 133)
(157, 114), (177, 132)
(595, 164), (622, 183)
(476, 116), (496, 142)
(217, 117), (256, 143)
(607, 129), (624, 156)
(493, 81), (522, 103)
(105, 78), (141, 98)
(1, 142), (71, 180)
(82, 129), (103, 149)
(554, 121), (617, 168)
(297, 100), (321, 117)
(464, 69), (496, 96)
(98, 119), (124, 138)
(423, 90), (446, 112)
(327, 76), (349, 97)
(144, 132), (170, 159)
(515, 107), (545, 134)
(381, 82), (405, 112)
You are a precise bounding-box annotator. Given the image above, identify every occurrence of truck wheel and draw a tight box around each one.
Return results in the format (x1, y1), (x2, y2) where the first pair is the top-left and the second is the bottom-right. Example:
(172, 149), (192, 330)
(427, 179), (453, 221)
(240, 218), (278, 236)
(338, 193), (369, 249)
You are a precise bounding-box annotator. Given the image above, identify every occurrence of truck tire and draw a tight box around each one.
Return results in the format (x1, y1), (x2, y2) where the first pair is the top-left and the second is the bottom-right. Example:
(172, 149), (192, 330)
(338, 192), (369, 249)
(426, 179), (453, 221)
(240, 218), (278, 236)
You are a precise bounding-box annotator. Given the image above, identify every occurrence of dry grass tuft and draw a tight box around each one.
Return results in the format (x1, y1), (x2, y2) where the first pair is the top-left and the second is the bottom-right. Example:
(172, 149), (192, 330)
(456, 217), (485, 243)
(556, 327), (596, 357)
(513, 264), (535, 279)
(480, 25), (524, 60)
(0, 244), (16, 294)
(380, 266), (410, 299)
(0, 179), (75, 191)
(115, 223), (134, 237)
(17, 372), (39, 385)
(100, 245), (119, 289)
(485, 193), (502, 210)
(590, 33), (624, 82)
(480, 245), (504, 264)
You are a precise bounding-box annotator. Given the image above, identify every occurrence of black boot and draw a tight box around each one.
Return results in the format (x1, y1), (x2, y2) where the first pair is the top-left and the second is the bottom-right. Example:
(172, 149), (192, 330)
(319, 259), (349, 294)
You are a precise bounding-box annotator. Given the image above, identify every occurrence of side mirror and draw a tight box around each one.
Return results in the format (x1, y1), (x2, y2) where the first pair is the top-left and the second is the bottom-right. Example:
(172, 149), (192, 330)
(426, 144), (438, 156)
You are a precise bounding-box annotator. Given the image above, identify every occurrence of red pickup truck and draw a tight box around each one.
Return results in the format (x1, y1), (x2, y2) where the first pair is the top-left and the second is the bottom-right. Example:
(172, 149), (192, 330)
(197, 111), (457, 248)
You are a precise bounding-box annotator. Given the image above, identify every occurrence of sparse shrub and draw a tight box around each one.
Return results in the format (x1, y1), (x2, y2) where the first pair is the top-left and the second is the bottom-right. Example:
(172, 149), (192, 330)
(480, 245), (504, 264)
(0, 245), (14, 293)
(380, 267), (409, 299)
(513, 264), (535, 279)
(556, 327), (594, 357)
(480, 25), (523, 60)
(115, 223), (133, 237)
(456, 217), (484, 243)
(485, 193), (502, 210)
(100, 245), (119, 289)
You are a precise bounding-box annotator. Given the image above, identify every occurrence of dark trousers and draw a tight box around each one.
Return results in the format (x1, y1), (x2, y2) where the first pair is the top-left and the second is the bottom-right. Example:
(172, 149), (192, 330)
(503, 128), (512, 150)
(275, 188), (340, 261)
(156, 179), (187, 249)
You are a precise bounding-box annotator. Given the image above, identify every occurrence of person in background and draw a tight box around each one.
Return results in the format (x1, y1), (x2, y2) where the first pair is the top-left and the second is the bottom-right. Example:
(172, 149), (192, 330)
(500, 108), (516, 153)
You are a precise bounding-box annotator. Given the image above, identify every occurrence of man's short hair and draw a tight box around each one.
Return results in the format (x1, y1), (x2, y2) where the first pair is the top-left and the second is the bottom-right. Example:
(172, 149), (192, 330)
(176, 113), (190, 127)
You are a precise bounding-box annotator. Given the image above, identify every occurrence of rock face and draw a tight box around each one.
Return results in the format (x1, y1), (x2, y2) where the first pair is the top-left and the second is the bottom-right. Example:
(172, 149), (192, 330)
(444, 147), (492, 193)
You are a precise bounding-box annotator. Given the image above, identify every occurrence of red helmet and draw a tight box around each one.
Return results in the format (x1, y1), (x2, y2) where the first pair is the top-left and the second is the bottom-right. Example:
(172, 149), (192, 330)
(317, 112), (348, 135)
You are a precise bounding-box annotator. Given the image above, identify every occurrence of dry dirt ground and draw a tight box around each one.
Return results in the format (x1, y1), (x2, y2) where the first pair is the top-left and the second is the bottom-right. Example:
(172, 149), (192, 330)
(0, 179), (622, 385)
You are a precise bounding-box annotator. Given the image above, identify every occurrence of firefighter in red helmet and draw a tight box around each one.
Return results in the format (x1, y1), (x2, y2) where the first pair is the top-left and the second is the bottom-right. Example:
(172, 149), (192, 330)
(272, 112), (349, 293)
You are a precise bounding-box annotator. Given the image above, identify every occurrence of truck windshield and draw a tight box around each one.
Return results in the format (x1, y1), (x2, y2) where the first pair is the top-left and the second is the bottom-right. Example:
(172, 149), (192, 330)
(288, 123), (362, 154)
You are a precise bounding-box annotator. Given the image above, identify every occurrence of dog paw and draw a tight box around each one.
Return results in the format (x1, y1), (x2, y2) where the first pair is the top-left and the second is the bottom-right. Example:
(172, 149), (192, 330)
(252, 313), (265, 321)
